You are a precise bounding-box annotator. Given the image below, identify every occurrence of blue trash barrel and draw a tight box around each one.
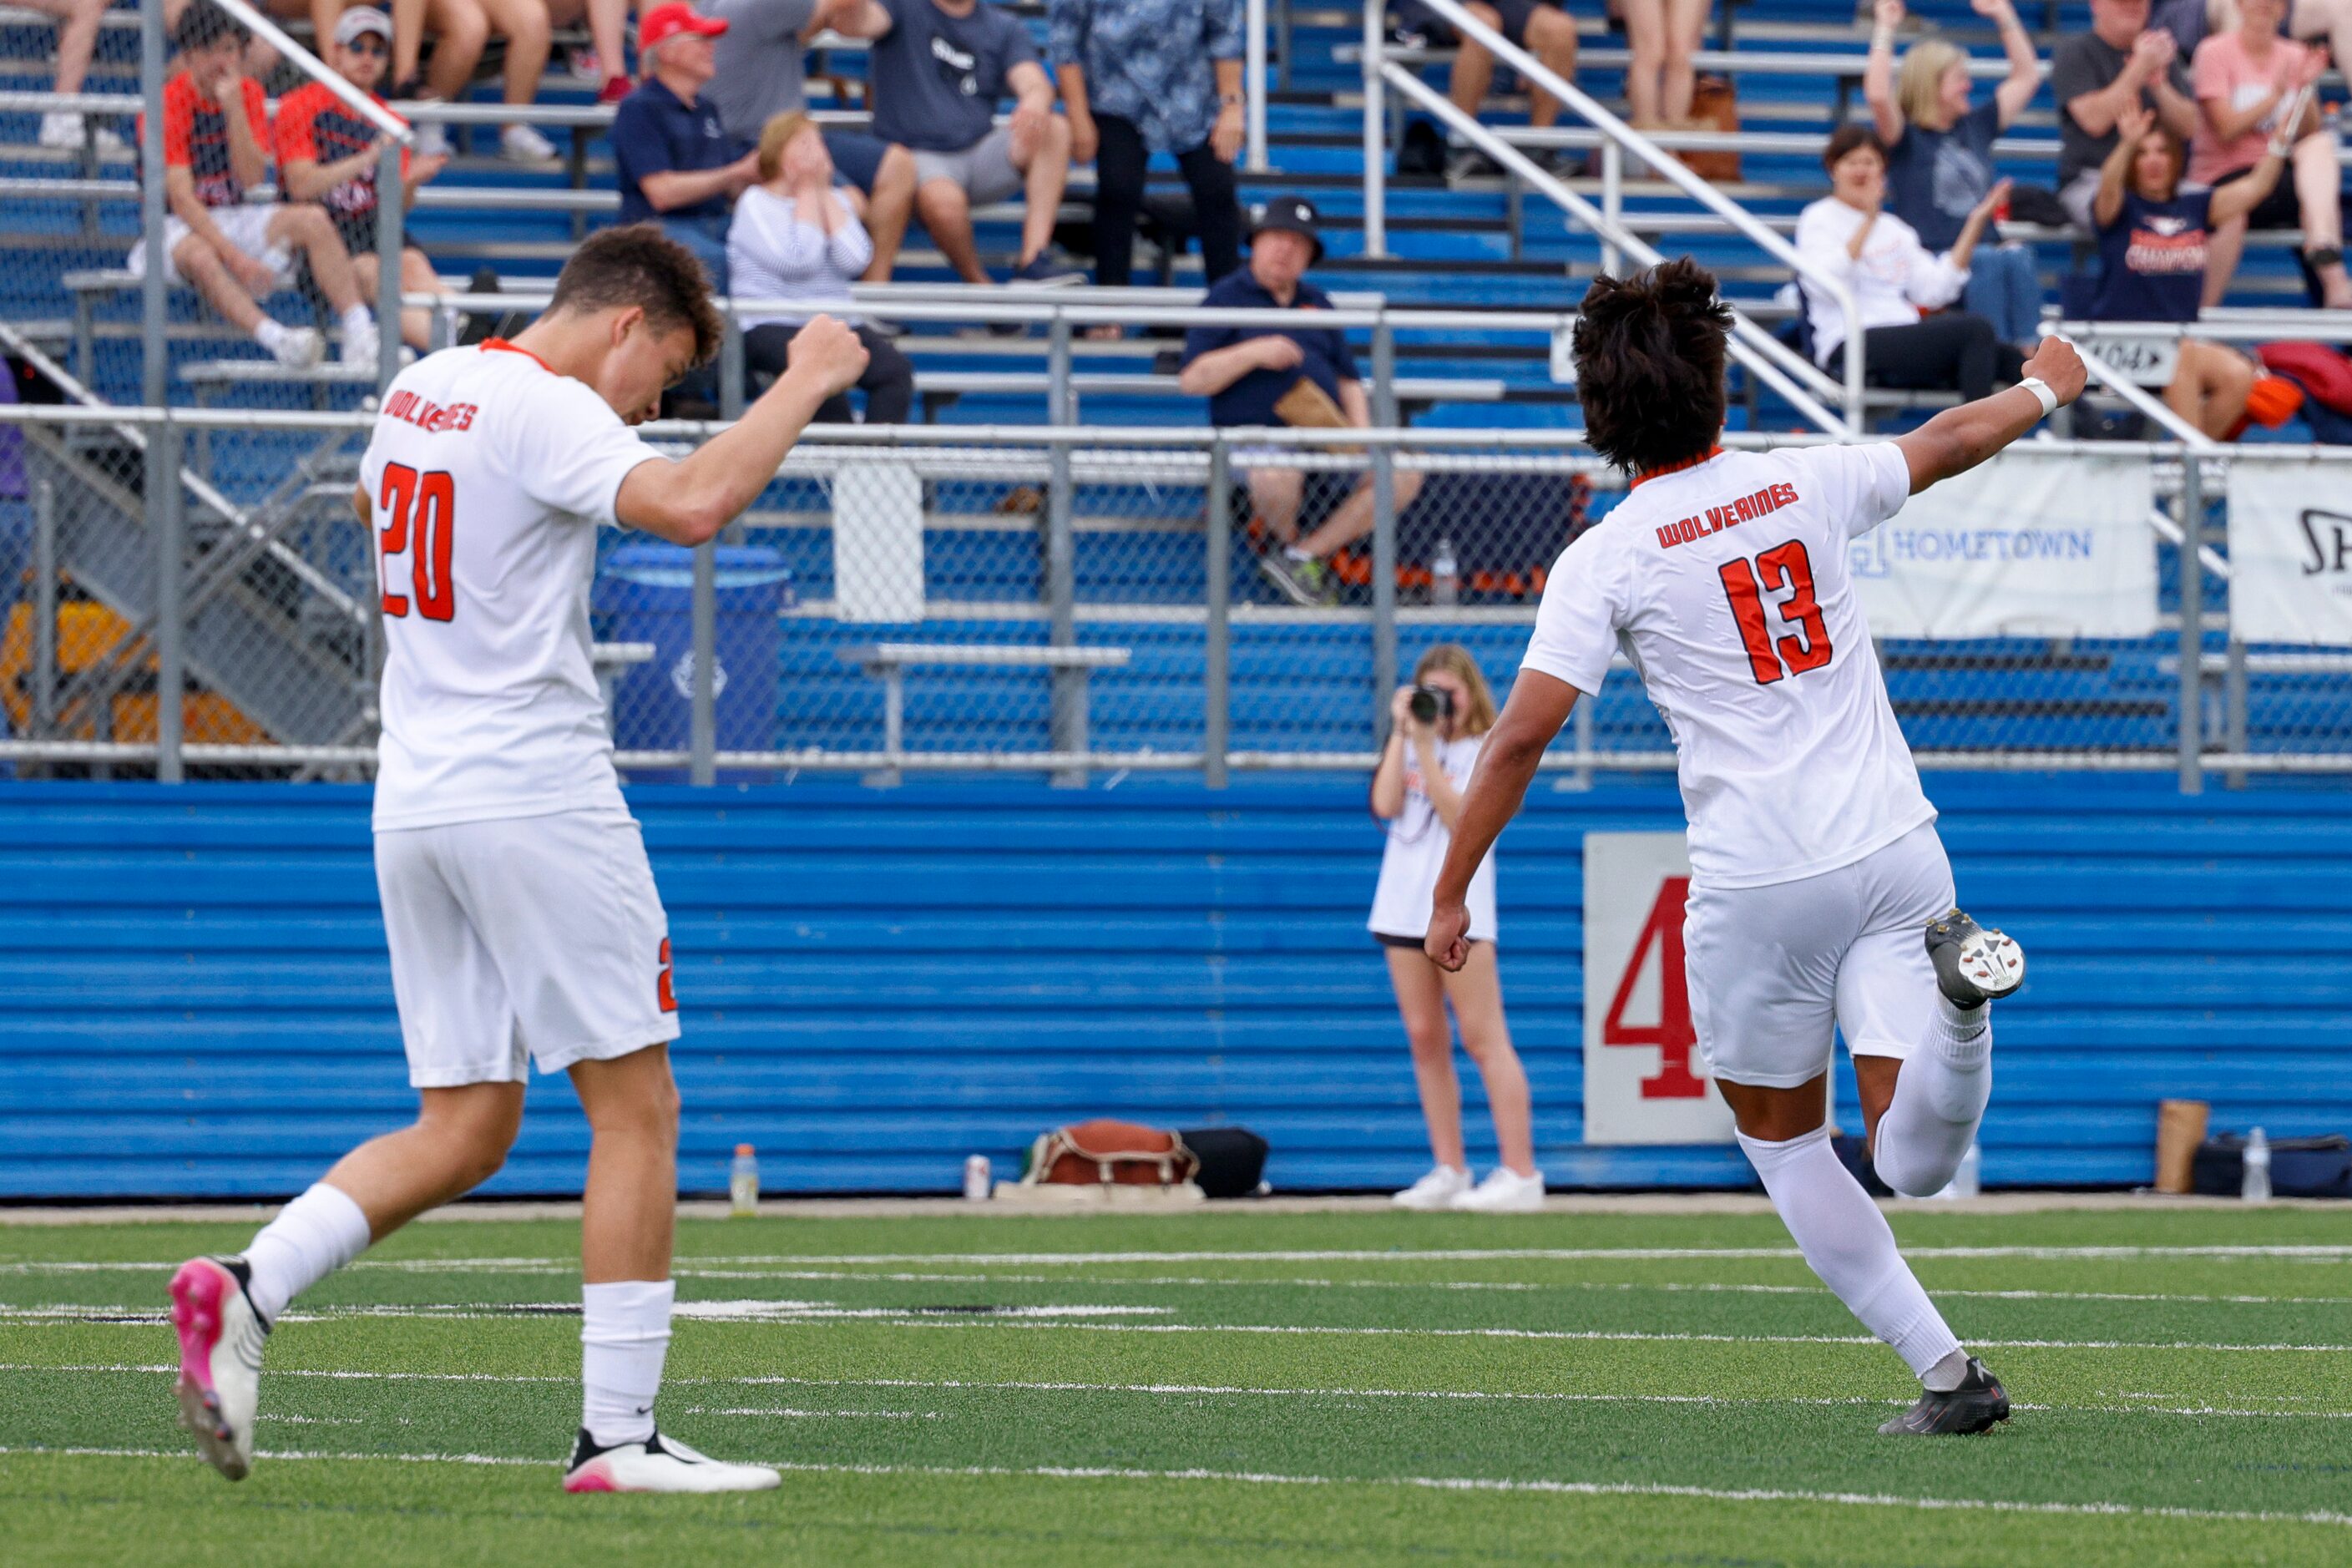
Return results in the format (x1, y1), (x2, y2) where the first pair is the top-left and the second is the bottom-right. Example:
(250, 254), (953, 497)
(595, 544), (792, 782)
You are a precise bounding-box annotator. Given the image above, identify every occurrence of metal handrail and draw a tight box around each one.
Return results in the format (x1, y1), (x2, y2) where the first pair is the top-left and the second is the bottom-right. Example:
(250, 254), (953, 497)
(1375, 0), (1866, 429)
(210, 0), (408, 143)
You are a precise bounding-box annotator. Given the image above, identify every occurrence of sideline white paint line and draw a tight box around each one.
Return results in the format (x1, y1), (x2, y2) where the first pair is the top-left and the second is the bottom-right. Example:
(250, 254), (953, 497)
(4, 1363), (2344, 1419)
(2, 1444), (2348, 1530)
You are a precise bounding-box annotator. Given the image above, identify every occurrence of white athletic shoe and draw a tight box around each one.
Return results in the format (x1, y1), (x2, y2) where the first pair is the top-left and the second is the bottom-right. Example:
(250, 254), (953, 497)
(169, 1255), (269, 1481)
(341, 327), (380, 375)
(562, 1428), (782, 1493)
(1392, 1164), (1472, 1211)
(1451, 1167), (1546, 1212)
(502, 123), (560, 163)
(39, 112), (126, 152)
(269, 326), (326, 371)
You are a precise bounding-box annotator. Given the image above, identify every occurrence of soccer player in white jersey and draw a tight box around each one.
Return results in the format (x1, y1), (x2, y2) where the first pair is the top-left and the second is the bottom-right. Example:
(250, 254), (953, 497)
(1427, 258), (2086, 1436)
(163, 225), (870, 1491)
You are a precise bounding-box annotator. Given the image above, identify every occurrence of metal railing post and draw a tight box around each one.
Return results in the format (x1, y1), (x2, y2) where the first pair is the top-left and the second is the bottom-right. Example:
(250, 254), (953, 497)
(139, 0), (166, 412)
(1245, 0), (1268, 172)
(1601, 141), (1621, 277)
(690, 540), (716, 786)
(1048, 314), (1074, 427)
(1205, 437), (1231, 789)
(720, 311), (746, 421)
(1371, 319), (1400, 735)
(154, 415), (184, 784)
(31, 478), (57, 767)
(1046, 430), (1081, 787)
(2176, 455), (2204, 795)
(2224, 635), (2248, 790)
(376, 139), (402, 388)
(1362, 0), (1387, 258)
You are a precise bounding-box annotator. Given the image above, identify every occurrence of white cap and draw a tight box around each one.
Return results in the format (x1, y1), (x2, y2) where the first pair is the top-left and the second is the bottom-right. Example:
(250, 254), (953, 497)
(334, 7), (392, 46)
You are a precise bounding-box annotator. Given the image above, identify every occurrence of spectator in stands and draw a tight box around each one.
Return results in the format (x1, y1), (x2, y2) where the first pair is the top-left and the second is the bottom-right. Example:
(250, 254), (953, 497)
(1052, 0), (1247, 320)
(1178, 197), (1427, 607)
(1865, 0), (2046, 353)
(830, 0), (1087, 288)
(1621, 0), (1707, 129)
(2190, 0), (2352, 306)
(612, 3), (761, 290)
(704, 0), (920, 281)
(1795, 124), (2021, 400)
(1404, 0), (1581, 180)
(2054, 0), (2203, 231)
(24, 0), (121, 151)
(274, 9), (450, 352)
(729, 112), (917, 421)
(2094, 103), (2289, 434)
(134, 3), (382, 372)
(1373, 645), (1542, 1215)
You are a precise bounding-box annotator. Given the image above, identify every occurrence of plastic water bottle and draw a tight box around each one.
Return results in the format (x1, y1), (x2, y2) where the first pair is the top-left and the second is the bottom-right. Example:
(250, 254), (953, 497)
(1430, 537), (1459, 608)
(964, 1154), (992, 1201)
(729, 1143), (760, 1216)
(2243, 1127), (2272, 1202)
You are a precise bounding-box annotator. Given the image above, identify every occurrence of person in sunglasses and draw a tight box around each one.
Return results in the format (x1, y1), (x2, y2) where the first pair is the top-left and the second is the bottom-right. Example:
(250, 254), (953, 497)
(274, 8), (450, 352)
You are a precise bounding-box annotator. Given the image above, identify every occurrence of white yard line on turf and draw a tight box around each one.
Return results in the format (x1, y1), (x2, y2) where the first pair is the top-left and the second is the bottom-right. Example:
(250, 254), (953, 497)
(4, 1363), (2345, 1419)
(2, 1444), (2349, 1530)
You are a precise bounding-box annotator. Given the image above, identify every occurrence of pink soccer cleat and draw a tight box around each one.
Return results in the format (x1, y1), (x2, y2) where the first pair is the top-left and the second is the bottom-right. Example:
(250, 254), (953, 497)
(169, 1255), (269, 1480)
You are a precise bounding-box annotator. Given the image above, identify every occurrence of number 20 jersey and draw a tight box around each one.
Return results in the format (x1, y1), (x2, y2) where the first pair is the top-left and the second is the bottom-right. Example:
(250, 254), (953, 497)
(359, 341), (666, 833)
(1522, 443), (1932, 890)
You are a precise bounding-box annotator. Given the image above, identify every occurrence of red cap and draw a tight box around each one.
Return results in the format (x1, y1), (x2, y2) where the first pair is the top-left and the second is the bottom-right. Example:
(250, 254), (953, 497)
(639, 2), (726, 53)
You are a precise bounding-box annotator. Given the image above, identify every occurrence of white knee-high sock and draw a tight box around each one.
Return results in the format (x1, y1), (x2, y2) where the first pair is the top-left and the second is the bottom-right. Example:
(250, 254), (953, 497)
(1874, 996), (1994, 1199)
(581, 1279), (675, 1447)
(243, 1182), (372, 1323)
(1738, 1125), (1965, 1383)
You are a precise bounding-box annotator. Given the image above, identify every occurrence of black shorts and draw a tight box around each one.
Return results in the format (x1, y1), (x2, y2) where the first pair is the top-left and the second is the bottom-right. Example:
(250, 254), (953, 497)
(823, 129), (890, 195)
(331, 210), (417, 260)
(1373, 931), (1493, 951)
(1482, 0), (1564, 47)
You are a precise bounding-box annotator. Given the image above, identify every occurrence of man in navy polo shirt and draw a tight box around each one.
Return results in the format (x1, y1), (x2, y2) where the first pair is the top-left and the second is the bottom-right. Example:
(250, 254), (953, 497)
(1178, 197), (1424, 606)
(611, 2), (761, 290)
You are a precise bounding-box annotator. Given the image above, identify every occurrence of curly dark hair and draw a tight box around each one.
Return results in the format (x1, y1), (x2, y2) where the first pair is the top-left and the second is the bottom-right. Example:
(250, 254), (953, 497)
(546, 224), (724, 367)
(174, 0), (250, 53)
(1571, 258), (1733, 477)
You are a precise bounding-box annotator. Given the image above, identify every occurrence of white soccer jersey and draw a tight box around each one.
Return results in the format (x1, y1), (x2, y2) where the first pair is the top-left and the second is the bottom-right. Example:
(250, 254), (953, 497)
(1523, 443), (1934, 889)
(360, 340), (666, 832)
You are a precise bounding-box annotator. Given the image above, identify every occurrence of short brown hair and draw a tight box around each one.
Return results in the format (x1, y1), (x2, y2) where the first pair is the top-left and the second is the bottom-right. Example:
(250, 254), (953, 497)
(1822, 122), (1887, 173)
(545, 224), (723, 366)
(756, 111), (814, 182)
(1571, 257), (1732, 477)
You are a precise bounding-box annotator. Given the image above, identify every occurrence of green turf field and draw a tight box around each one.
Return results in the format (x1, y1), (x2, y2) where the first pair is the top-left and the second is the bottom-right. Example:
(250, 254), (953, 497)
(3, 1205), (2349, 1565)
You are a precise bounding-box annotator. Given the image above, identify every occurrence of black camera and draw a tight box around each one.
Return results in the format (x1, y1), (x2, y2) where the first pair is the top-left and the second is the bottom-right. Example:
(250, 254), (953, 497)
(1408, 685), (1454, 725)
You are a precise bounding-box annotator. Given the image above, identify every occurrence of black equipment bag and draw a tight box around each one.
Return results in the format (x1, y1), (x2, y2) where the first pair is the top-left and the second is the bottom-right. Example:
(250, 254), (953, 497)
(2191, 1133), (2352, 1198)
(1180, 1126), (1270, 1198)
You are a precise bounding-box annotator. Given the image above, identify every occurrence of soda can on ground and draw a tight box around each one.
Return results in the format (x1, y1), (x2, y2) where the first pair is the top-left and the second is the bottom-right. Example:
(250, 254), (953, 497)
(964, 1155), (992, 1201)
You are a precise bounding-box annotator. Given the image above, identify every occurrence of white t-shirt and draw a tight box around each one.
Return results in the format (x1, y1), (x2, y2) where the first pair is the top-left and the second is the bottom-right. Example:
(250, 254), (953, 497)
(360, 340), (666, 832)
(1793, 198), (1970, 367)
(1522, 444), (1935, 890)
(1368, 733), (1500, 942)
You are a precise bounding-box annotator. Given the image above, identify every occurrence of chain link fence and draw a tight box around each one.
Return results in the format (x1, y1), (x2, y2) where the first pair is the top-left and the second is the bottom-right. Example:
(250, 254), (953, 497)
(4, 406), (2349, 788)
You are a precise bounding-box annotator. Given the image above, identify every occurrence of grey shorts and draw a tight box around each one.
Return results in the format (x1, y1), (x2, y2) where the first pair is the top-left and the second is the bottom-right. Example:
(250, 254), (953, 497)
(2059, 168), (2104, 233)
(912, 124), (1022, 205)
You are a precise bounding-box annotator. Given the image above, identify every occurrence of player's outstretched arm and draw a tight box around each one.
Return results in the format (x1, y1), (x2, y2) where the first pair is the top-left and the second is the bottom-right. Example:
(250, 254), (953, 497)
(1424, 668), (1580, 972)
(1894, 336), (2087, 495)
(617, 315), (870, 546)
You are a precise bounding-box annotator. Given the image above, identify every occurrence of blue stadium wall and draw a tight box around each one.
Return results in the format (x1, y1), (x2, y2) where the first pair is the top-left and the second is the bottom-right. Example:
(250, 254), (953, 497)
(1, 776), (2346, 1199)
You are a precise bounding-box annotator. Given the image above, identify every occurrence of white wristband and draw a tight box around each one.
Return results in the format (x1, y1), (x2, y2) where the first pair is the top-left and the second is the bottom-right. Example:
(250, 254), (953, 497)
(2019, 377), (2057, 417)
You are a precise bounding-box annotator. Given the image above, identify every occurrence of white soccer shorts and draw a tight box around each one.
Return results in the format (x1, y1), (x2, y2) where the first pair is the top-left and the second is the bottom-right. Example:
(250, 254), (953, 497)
(1682, 822), (1955, 1090)
(374, 809), (681, 1089)
(127, 203), (297, 288)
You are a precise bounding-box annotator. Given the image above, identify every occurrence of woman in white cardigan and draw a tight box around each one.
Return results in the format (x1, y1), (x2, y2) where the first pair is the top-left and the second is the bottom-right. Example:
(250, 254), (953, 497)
(727, 112), (916, 425)
(1794, 124), (2021, 400)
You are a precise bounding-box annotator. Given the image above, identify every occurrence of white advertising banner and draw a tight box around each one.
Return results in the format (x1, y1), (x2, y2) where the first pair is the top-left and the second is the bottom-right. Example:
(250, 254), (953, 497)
(2226, 462), (2352, 645)
(1581, 832), (1737, 1146)
(1846, 452), (2157, 639)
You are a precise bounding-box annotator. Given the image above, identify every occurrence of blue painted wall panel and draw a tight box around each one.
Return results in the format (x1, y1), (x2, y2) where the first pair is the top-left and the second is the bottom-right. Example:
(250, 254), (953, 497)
(0, 777), (2345, 1199)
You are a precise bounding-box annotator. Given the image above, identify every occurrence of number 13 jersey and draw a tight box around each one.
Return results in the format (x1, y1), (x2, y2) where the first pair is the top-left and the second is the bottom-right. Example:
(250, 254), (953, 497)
(1522, 443), (1931, 889)
(360, 339), (665, 832)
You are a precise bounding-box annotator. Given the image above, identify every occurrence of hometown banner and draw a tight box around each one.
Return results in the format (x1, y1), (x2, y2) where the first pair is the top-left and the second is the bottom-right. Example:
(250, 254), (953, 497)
(2227, 461), (2352, 645)
(1846, 451), (2158, 639)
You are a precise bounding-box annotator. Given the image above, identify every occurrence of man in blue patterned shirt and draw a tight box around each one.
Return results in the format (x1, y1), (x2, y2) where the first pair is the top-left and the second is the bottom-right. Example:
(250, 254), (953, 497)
(1050, 0), (1245, 309)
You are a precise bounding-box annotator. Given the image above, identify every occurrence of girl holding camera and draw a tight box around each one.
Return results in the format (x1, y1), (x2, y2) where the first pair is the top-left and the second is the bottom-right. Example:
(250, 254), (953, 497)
(1370, 645), (1543, 1212)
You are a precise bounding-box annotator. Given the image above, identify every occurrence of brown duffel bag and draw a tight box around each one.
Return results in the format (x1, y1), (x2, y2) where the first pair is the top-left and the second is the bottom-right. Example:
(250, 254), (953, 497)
(1024, 1120), (1201, 1187)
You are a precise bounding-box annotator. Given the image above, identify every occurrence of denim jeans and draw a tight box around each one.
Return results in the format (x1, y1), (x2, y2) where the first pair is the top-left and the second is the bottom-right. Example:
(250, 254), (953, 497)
(1964, 244), (2044, 348)
(660, 213), (732, 295)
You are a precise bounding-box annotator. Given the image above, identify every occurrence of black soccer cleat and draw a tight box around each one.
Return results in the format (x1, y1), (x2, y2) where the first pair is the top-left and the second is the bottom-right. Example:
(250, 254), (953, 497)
(1925, 908), (2026, 1008)
(1879, 1357), (2011, 1435)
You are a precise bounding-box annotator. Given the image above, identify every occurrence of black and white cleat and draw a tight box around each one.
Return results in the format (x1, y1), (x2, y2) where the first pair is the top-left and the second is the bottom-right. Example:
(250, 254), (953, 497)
(1925, 908), (2026, 1008)
(1879, 1357), (2011, 1436)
